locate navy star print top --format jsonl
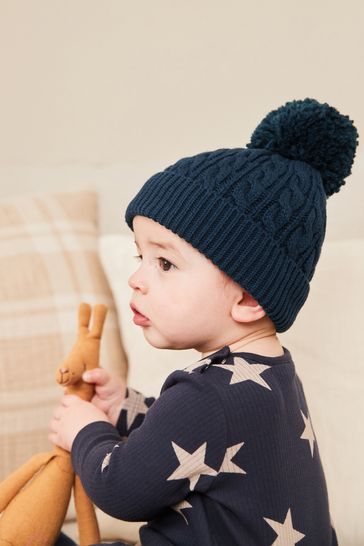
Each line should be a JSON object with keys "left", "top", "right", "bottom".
{"left": 71, "top": 345, "right": 338, "bottom": 546}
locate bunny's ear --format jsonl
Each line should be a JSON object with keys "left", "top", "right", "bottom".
{"left": 78, "top": 303, "right": 92, "bottom": 330}
{"left": 88, "top": 304, "right": 108, "bottom": 339}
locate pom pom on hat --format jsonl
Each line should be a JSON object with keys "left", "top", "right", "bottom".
{"left": 246, "top": 97, "right": 359, "bottom": 197}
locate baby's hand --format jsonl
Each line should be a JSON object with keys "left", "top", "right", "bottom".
{"left": 49, "top": 395, "right": 110, "bottom": 452}
{"left": 81, "top": 368, "right": 127, "bottom": 427}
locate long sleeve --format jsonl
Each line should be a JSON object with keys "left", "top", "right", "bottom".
{"left": 115, "top": 386, "right": 156, "bottom": 438}
{"left": 71, "top": 371, "right": 227, "bottom": 522}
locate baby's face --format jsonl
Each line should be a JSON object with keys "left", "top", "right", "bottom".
{"left": 128, "top": 215, "right": 238, "bottom": 353}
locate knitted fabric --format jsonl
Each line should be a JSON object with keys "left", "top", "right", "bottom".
{"left": 125, "top": 98, "right": 358, "bottom": 332}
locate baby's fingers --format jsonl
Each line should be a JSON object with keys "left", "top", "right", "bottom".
{"left": 82, "top": 367, "right": 109, "bottom": 386}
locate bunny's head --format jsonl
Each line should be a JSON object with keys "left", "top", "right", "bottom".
{"left": 56, "top": 303, "right": 108, "bottom": 399}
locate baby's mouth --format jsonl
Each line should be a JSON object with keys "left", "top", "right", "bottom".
{"left": 130, "top": 303, "right": 151, "bottom": 325}
{"left": 130, "top": 303, "right": 149, "bottom": 319}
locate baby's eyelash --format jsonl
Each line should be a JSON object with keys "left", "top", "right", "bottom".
{"left": 133, "top": 255, "right": 176, "bottom": 271}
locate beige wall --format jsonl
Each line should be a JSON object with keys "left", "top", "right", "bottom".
{"left": 0, "top": 0, "right": 363, "bottom": 239}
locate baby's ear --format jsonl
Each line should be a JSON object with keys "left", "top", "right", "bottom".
{"left": 241, "top": 289, "right": 262, "bottom": 308}
{"left": 231, "top": 290, "right": 266, "bottom": 323}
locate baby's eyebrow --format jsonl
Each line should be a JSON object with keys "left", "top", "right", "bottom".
{"left": 134, "top": 239, "right": 184, "bottom": 259}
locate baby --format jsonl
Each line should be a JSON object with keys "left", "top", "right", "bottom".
{"left": 50, "top": 98, "right": 358, "bottom": 546}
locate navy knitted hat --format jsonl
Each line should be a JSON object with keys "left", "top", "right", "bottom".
{"left": 125, "top": 98, "right": 359, "bottom": 332}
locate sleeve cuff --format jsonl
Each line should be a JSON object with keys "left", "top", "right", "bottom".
{"left": 71, "top": 420, "right": 122, "bottom": 476}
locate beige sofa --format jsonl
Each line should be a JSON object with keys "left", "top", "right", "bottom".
{"left": 0, "top": 189, "right": 363, "bottom": 545}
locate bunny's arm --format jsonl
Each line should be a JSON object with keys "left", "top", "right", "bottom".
{"left": 0, "top": 452, "right": 56, "bottom": 513}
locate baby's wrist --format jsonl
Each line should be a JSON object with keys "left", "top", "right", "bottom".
{"left": 108, "top": 403, "right": 123, "bottom": 427}
{"left": 107, "top": 389, "right": 128, "bottom": 426}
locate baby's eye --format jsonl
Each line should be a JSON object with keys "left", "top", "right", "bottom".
{"left": 158, "top": 257, "right": 175, "bottom": 272}
{"left": 132, "top": 255, "right": 175, "bottom": 272}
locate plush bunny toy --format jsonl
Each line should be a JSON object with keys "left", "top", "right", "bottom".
{"left": 0, "top": 302, "right": 107, "bottom": 546}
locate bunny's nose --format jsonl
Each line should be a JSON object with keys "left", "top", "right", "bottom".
{"left": 59, "top": 367, "right": 69, "bottom": 374}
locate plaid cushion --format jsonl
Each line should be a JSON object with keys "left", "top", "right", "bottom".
{"left": 0, "top": 190, "right": 128, "bottom": 483}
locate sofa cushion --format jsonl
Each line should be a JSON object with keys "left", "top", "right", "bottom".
{"left": 279, "top": 238, "right": 364, "bottom": 545}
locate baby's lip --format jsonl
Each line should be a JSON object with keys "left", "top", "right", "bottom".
{"left": 130, "top": 302, "right": 149, "bottom": 319}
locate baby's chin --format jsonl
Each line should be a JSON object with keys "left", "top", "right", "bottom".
{"left": 142, "top": 329, "right": 193, "bottom": 351}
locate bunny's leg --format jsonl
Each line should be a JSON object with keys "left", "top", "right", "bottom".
{"left": 74, "top": 474, "right": 101, "bottom": 546}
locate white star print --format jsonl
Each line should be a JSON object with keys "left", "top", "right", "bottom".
{"left": 167, "top": 441, "right": 217, "bottom": 490}
{"left": 101, "top": 444, "right": 120, "bottom": 473}
{"left": 263, "top": 508, "right": 305, "bottom": 545}
{"left": 300, "top": 410, "right": 316, "bottom": 457}
{"left": 183, "top": 358, "right": 212, "bottom": 374}
{"left": 170, "top": 499, "right": 193, "bottom": 524}
{"left": 214, "top": 356, "right": 272, "bottom": 389}
{"left": 121, "top": 387, "right": 150, "bottom": 430}
{"left": 101, "top": 453, "right": 112, "bottom": 473}
{"left": 219, "top": 443, "right": 246, "bottom": 475}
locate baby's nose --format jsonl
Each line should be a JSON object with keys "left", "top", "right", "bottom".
{"left": 128, "top": 272, "right": 147, "bottom": 294}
